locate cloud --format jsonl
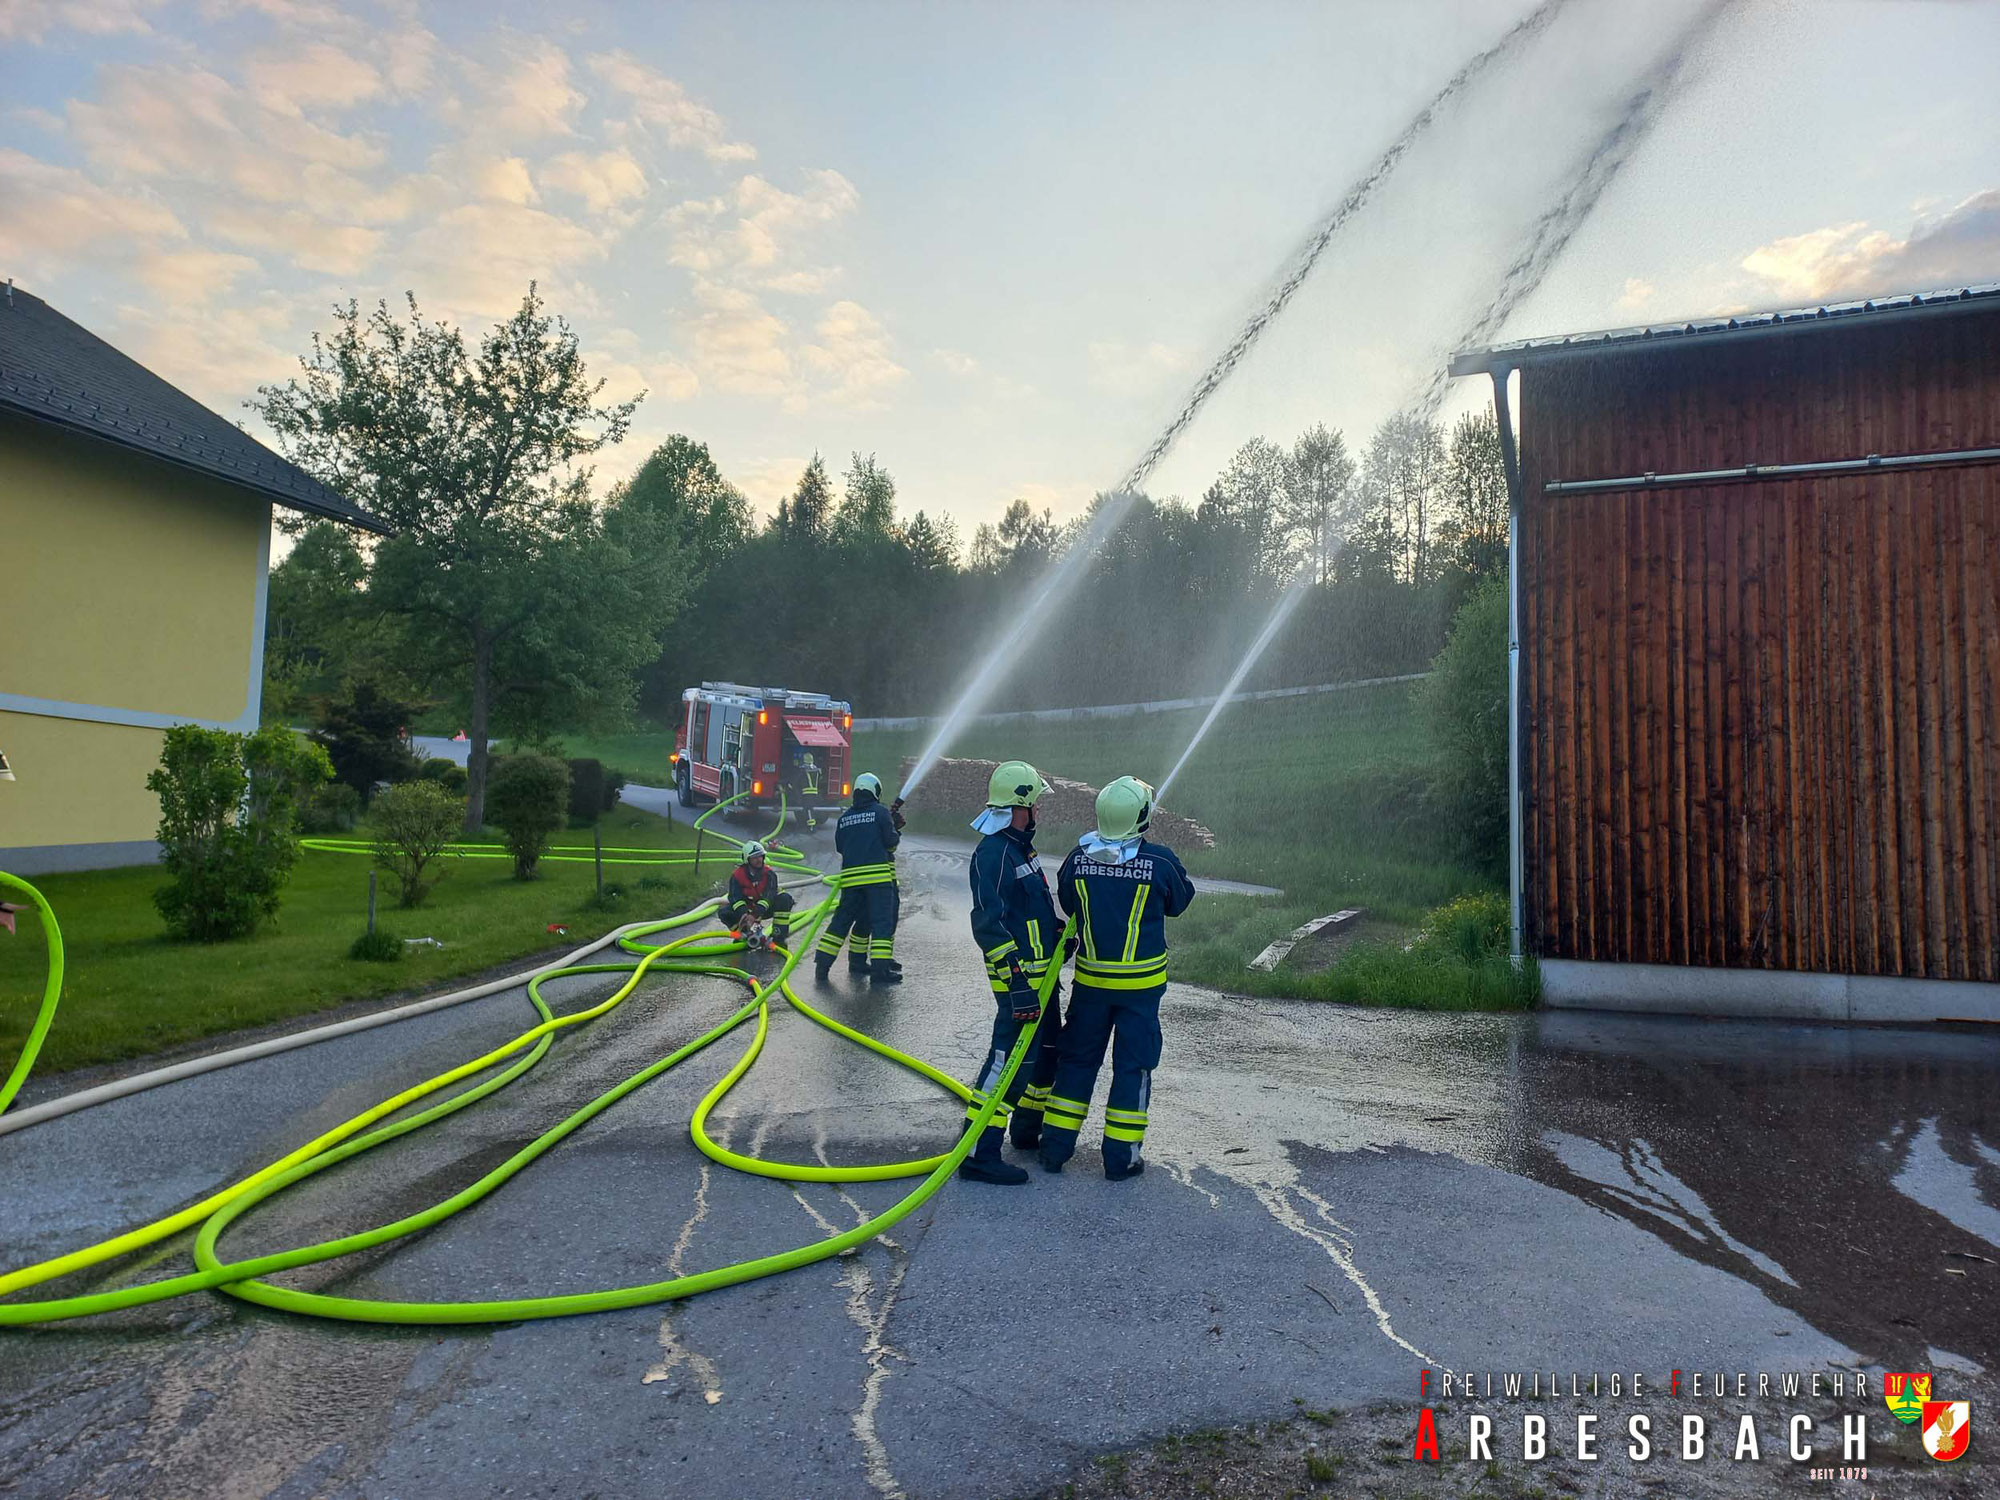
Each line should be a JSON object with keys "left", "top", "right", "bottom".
{"left": 403, "top": 200, "right": 607, "bottom": 319}
{"left": 473, "top": 155, "right": 539, "bottom": 205}
{"left": 664, "top": 170, "right": 857, "bottom": 277}
{"left": 799, "top": 299, "right": 906, "bottom": 408}
{"left": 0, "top": 149, "right": 186, "bottom": 273}
{"left": 592, "top": 326, "right": 700, "bottom": 405}
{"left": 680, "top": 278, "right": 794, "bottom": 397}
{"left": 245, "top": 41, "right": 383, "bottom": 116}
{"left": 1087, "top": 338, "right": 1192, "bottom": 393}
{"left": 1616, "top": 277, "right": 1655, "bottom": 312}
{"left": 932, "top": 348, "right": 979, "bottom": 377}
{"left": 728, "top": 453, "right": 810, "bottom": 516}
{"left": 114, "top": 292, "right": 304, "bottom": 417}
{"left": 542, "top": 148, "right": 647, "bottom": 215}
{"left": 587, "top": 51, "right": 754, "bottom": 163}
{"left": 453, "top": 37, "right": 582, "bottom": 142}
{"left": 0, "top": 0, "right": 164, "bottom": 43}
{"left": 133, "top": 247, "right": 263, "bottom": 306}
{"left": 1739, "top": 190, "right": 2000, "bottom": 303}
{"left": 205, "top": 206, "right": 384, "bottom": 275}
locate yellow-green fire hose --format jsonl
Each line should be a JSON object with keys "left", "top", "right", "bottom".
{"left": 0, "top": 791, "right": 1070, "bottom": 1326}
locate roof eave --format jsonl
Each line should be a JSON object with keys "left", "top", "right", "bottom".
{"left": 2, "top": 399, "right": 392, "bottom": 535}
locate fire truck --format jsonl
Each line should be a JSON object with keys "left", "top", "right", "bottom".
{"left": 670, "top": 682, "right": 854, "bottom": 815}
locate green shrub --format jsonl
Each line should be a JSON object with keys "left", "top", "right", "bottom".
{"left": 1417, "top": 574, "right": 1508, "bottom": 876}
{"left": 417, "top": 757, "right": 469, "bottom": 796}
{"left": 567, "top": 758, "right": 607, "bottom": 824}
{"left": 300, "top": 780, "right": 363, "bottom": 834}
{"left": 312, "top": 680, "right": 421, "bottom": 801}
{"left": 371, "top": 780, "right": 464, "bottom": 907}
{"left": 1410, "top": 889, "right": 1510, "bottom": 966}
{"left": 148, "top": 724, "right": 332, "bottom": 941}
{"left": 348, "top": 927, "right": 403, "bottom": 962}
{"left": 487, "top": 755, "right": 571, "bottom": 879}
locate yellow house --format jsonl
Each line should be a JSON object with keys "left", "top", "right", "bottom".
{"left": 0, "top": 284, "right": 386, "bottom": 874}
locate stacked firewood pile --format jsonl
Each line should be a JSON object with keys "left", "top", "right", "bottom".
{"left": 898, "top": 757, "right": 1217, "bottom": 850}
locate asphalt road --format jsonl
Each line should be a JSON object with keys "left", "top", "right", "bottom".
{"left": 2, "top": 824, "right": 1996, "bottom": 1499}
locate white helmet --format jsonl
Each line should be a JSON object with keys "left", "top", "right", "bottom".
{"left": 742, "top": 840, "right": 767, "bottom": 862}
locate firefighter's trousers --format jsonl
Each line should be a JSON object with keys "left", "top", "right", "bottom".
{"left": 963, "top": 981, "right": 1065, "bottom": 1157}
{"left": 1036, "top": 984, "right": 1162, "bottom": 1174}
{"left": 816, "top": 880, "right": 900, "bottom": 968}
{"left": 721, "top": 890, "right": 794, "bottom": 932}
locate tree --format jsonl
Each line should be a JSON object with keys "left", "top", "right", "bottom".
{"left": 1441, "top": 411, "right": 1510, "bottom": 580}
{"left": 312, "top": 679, "right": 420, "bottom": 799}
{"left": 254, "top": 286, "right": 669, "bottom": 831}
{"left": 609, "top": 436, "right": 752, "bottom": 571}
{"left": 148, "top": 725, "right": 332, "bottom": 941}
{"left": 1214, "top": 436, "right": 1294, "bottom": 578}
{"left": 486, "top": 754, "right": 570, "bottom": 879}
{"left": 1285, "top": 423, "right": 1357, "bottom": 584}
{"left": 1358, "top": 414, "right": 1446, "bottom": 585}
{"left": 834, "top": 453, "right": 897, "bottom": 543}
{"left": 1418, "top": 575, "right": 1509, "bottom": 875}
{"left": 371, "top": 780, "right": 463, "bottom": 907}
{"left": 778, "top": 453, "right": 834, "bottom": 543}
{"left": 902, "top": 510, "right": 959, "bottom": 572}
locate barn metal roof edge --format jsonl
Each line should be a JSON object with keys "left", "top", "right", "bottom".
{"left": 1447, "top": 281, "right": 2000, "bottom": 378}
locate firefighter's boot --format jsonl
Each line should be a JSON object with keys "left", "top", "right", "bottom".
{"left": 1009, "top": 1085, "right": 1049, "bottom": 1151}
{"left": 847, "top": 950, "right": 871, "bottom": 976}
{"left": 870, "top": 960, "right": 903, "bottom": 985}
{"left": 813, "top": 953, "right": 834, "bottom": 986}
{"left": 956, "top": 1127, "right": 1028, "bottom": 1185}
{"left": 771, "top": 919, "right": 789, "bottom": 950}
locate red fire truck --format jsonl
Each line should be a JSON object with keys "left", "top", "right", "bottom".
{"left": 670, "top": 682, "right": 854, "bottom": 814}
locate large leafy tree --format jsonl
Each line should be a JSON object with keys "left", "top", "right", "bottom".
{"left": 1285, "top": 423, "right": 1358, "bottom": 585}
{"left": 254, "top": 286, "right": 678, "bottom": 828}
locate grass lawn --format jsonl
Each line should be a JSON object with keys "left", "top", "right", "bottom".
{"left": 511, "top": 728, "right": 678, "bottom": 786}
{"left": 0, "top": 805, "right": 722, "bottom": 1078}
{"left": 851, "top": 683, "right": 1530, "bottom": 1009}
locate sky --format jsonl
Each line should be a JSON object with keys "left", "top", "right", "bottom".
{"left": 3, "top": 0, "right": 1997, "bottom": 537}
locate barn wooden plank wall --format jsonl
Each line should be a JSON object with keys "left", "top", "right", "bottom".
{"left": 1518, "top": 311, "right": 2000, "bottom": 981}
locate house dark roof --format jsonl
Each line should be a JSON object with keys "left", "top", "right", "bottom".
{"left": 1449, "top": 281, "right": 2000, "bottom": 378}
{"left": 0, "top": 284, "right": 389, "bottom": 532}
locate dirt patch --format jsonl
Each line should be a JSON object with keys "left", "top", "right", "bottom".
{"left": 1280, "top": 915, "right": 1412, "bottom": 975}
{"left": 900, "top": 757, "right": 1216, "bottom": 850}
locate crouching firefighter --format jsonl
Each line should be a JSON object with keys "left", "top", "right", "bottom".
{"left": 815, "top": 772, "right": 905, "bottom": 985}
{"left": 958, "top": 760, "right": 1067, "bottom": 1185}
{"left": 1040, "top": 776, "right": 1194, "bottom": 1181}
{"left": 721, "top": 840, "right": 794, "bottom": 949}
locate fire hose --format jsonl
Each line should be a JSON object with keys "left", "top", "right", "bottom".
{"left": 0, "top": 791, "right": 1070, "bottom": 1326}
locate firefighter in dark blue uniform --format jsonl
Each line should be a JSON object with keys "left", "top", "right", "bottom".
{"left": 1040, "top": 776, "right": 1194, "bottom": 1181}
{"left": 959, "top": 759, "right": 1066, "bottom": 1185}
{"left": 815, "top": 772, "right": 904, "bottom": 984}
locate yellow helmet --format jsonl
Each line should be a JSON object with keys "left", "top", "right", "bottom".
{"left": 1094, "top": 776, "right": 1154, "bottom": 841}
{"left": 986, "top": 760, "right": 1049, "bottom": 808}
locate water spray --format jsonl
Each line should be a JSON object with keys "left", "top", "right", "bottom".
{"left": 1155, "top": 561, "right": 1317, "bottom": 804}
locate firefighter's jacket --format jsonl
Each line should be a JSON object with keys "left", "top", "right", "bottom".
{"left": 1056, "top": 840, "right": 1195, "bottom": 995}
{"left": 835, "top": 791, "right": 900, "bottom": 887}
{"left": 727, "top": 862, "right": 780, "bottom": 912}
{"left": 970, "top": 824, "right": 1060, "bottom": 995}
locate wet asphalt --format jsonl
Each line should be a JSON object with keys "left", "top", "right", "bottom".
{"left": 1, "top": 826, "right": 1997, "bottom": 1499}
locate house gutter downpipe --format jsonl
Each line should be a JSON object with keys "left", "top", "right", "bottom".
{"left": 1490, "top": 365, "right": 1526, "bottom": 965}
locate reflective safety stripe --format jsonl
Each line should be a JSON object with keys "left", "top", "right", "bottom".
{"left": 1046, "top": 1094, "right": 1090, "bottom": 1119}
{"left": 1121, "top": 886, "right": 1146, "bottom": 962}
{"left": 815, "top": 931, "right": 844, "bottom": 955}
{"left": 1026, "top": 921, "right": 1046, "bottom": 964}
{"left": 984, "top": 939, "right": 1018, "bottom": 962}
{"left": 1103, "top": 1106, "right": 1149, "bottom": 1125}
{"left": 1043, "top": 1107, "right": 1086, "bottom": 1131}
{"left": 837, "top": 863, "right": 898, "bottom": 887}
{"left": 1103, "top": 1123, "right": 1146, "bottom": 1142}
{"left": 964, "top": 1098, "right": 1012, "bottom": 1122}
{"left": 1073, "top": 879, "right": 1098, "bottom": 960}
{"left": 1074, "top": 955, "right": 1167, "bottom": 990}
{"left": 1073, "top": 972, "right": 1167, "bottom": 991}
{"left": 1013, "top": 1095, "right": 1047, "bottom": 1114}
{"left": 867, "top": 939, "right": 895, "bottom": 958}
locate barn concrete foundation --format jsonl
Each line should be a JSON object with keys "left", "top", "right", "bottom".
{"left": 1540, "top": 958, "right": 2000, "bottom": 1025}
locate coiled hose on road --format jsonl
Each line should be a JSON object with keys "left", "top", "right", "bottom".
{"left": 0, "top": 792, "right": 1070, "bottom": 1326}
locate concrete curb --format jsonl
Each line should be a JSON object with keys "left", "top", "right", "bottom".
{"left": 1540, "top": 959, "right": 2000, "bottom": 1025}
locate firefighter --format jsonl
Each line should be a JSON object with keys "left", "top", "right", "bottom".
{"left": 958, "top": 759, "right": 1067, "bottom": 1185}
{"left": 1039, "top": 776, "right": 1194, "bottom": 1181}
{"left": 815, "top": 772, "right": 905, "bottom": 984}
{"left": 720, "top": 840, "right": 793, "bottom": 949}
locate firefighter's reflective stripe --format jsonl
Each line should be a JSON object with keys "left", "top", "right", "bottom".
{"left": 983, "top": 938, "right": 1018, "bottom": 962}
{"left": 986, "top": 955, "right": 1051, "bottom": 994}
{"left": 1073, "top": 879, "right": 1098, "bottom": 960}
{"left": 837, "top": 862, "right": 897, "bottom": 888}
{"left": 1042, "top": 1093, "right": 1090, "bottom": 1131}
{"left": 1074, "top": 955, "right": 1167, "bottom": 990}
{"left": 1121, "top": 886, "right": 1146, "bottom": 962}
{"left": 964, "top": 1046, "right": 1015, "bottom": 1123}
{"left": 815, "top": 928, "right": 844, "bottom": 956}
{"left": 1016, "top": 1082, "right": 1053, "bottom": 1115}
{"left": 867, "top": 937, "right": 895, "bottom": 959}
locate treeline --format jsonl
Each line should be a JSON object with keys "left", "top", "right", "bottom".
{"left": 634, "top": 410, "right": 1509, "bottom": 718}
{"left": 260, "top": 287, "right": 1510, "bottom": 826}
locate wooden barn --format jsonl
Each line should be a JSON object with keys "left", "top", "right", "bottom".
{"left": 1451, "top": 283, "right": 2000, "bottom": 1022}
